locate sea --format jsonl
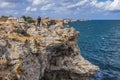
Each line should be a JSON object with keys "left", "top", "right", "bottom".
{"left": 67, "top": 20, "right": 120, "bottom": 80}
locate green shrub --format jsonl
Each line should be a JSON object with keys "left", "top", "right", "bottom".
{"left": 27, "top": 18, "right": 35, "bottom": 23}
{"left": 21, "top": 16, "right": 35, "bottom": 23}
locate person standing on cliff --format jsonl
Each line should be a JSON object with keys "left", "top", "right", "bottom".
{"left": 37, "top": 16, "right": 41, "bottom": 27}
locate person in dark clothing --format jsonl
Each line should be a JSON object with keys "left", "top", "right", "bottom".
{"left": 37, "top": 16, "right": 41, "bottom": 27}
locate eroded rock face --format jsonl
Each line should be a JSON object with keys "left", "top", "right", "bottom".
{"left": 0, "top": 22, "right": 99, "bottom": 80}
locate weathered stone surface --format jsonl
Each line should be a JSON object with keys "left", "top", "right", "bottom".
{"left": 0, "top": 22, "right": 99, "bottom": 80}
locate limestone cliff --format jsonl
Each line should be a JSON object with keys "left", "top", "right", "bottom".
{"left": 0, "top": 22, "right": 99, "bottom": 80}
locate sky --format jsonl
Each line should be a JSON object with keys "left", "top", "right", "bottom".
{"left": 0, "top": 0, "right": 120, "bottom": 19}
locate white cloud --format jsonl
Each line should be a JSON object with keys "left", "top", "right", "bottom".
{"left": 108, "top": 0, "right": 120, "bottom": 10}
{"left": 29, "top": 0, "right": 48, "bottom": 5}
{"left": 0, "top": 2, "right": 15, "bottom": 8}
{"left": 0, "top": 2, "right": 10, "bottom": 8}
{"left": 31, "top": 7, "right": 37, "bottom": 11}
{"left": 67, "top": 0, "right": 88, "bottom": 8}
{"left": 91, "top": 0, "right": 120, "bottom": 11}
{"left": 0, "top": 0, "right": 21, "bottom": 8}
{"left": 26, "top": 6, "right": 37, "bottom": 12}
{"left": 27, "top": 0, "right": 120, "bottom": 11}
{"left": 40, "top": 3, "right": 54, "bottom": 10}
{"left": 26, "top": 6, "right": 31, "bottom": 11}
{"left": 32, "top": 0, "right": 41, "bottom": 5}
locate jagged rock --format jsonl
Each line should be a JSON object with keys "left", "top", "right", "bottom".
{"left": 0, "top": 22, "right": 99, "bottom": 80}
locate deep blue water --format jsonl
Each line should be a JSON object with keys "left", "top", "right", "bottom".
{"left": 68, "top": 20, "right": 120, "bottom": 80}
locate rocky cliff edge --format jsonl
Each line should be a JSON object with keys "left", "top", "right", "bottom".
{"left": 0, "top": 22, "right": 99, "bottom": 80}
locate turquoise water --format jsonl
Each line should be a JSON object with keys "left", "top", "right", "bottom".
{"left": 68, "top": 20, "right": 120, "bottom": 80}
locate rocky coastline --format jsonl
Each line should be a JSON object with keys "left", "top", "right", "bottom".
{"left": 0, "top": 20, "right": 99, "bottom": 80}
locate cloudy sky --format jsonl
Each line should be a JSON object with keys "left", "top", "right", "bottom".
{"left": 0, "top": 0, "right": 120, "bottom": 19}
